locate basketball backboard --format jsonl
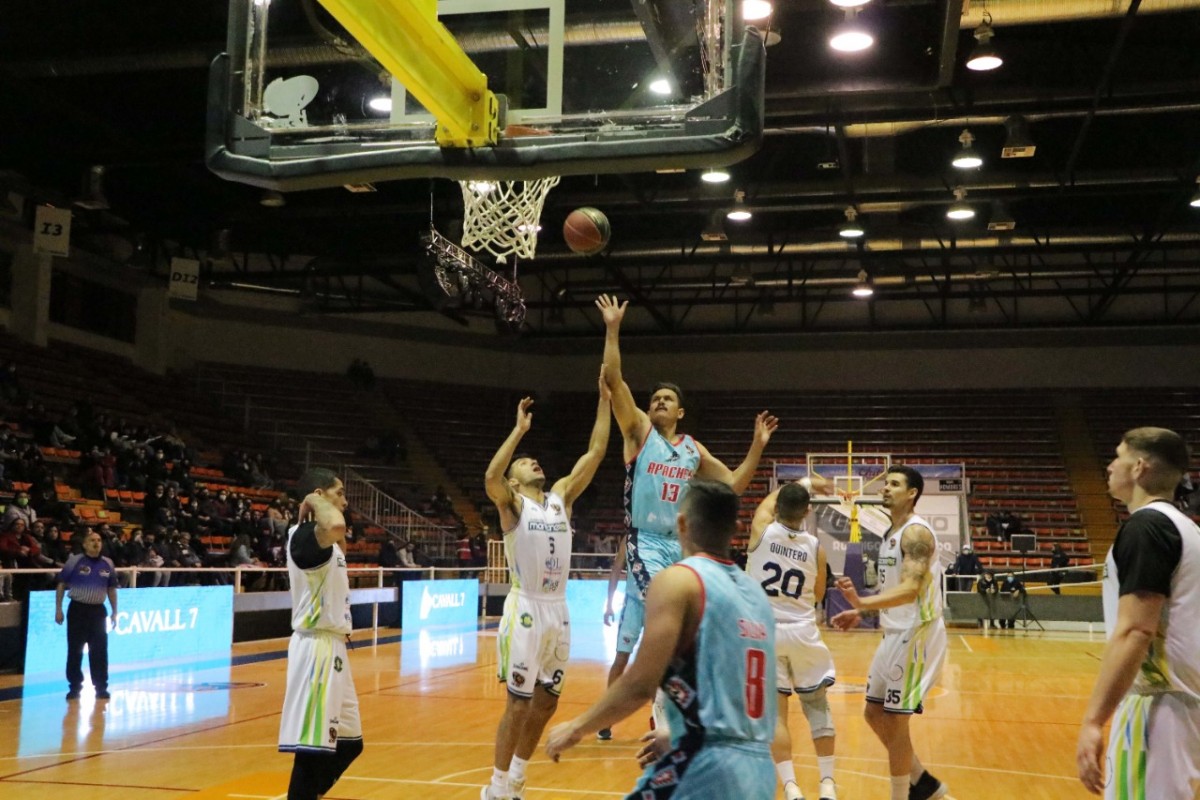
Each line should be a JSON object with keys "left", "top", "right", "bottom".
{"left": 207, "top": 0, "right": 765, "bottom": 189}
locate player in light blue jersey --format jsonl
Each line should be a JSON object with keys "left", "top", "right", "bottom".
{"left": 593, "top": 294, "right": 777, "bottom": 740}
{"left": 547, "top": 480, "right": 777, "bottom": 799}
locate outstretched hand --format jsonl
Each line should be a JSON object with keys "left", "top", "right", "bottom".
{"left": 595, "top": 294, "right": 628, "bottom": 328}
{"left": 516, "top": 397, "right": 534, "bottom": 433}
{"left": 545, "top": 720, "right": 583, "bottom": 762}
{"left": 754, "top": 411, "right": 778, "bottom": 447}
{"left": 830, "top": 609, "right": 862, "bottom": 631}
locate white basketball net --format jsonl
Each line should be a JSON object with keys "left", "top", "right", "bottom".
{"left": 458, "top": 177, "right": 561, "bottom": 261}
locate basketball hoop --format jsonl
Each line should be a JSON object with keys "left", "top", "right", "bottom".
{"left": 458, "top": 176, "right": 560, "bottom": 262}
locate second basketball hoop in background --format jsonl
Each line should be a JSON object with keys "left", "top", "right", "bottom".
{"left": 564, "top": 207, "right": 611, "bottom": 256}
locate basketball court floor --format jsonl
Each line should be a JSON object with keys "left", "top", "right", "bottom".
{"left": 1, "top": 621, "right": 1101, "bottom": 800}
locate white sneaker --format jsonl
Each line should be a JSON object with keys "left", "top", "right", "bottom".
{"left": 481, "top": 786, "right": 510, "bottom": 800}
{"left": 819, "top": 777, "right": 838, "bottom": 800}
{"left": 783, "top": 780, "right": 805, "bottom": 800}
{"left": 509, "top": 777, "right": 525, "bottom": 800}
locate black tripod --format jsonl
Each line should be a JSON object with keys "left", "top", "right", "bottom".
{"left": 1010, "top": 534, "right": 1044, "bottom": 631}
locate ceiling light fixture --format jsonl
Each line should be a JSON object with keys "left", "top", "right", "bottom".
{"left": 727, "top": 189, "right": 752, "bottom": 221}
{"left": 829, "top": 0, "right": 871, "bottom": 7}
{"left": 367, "top": 96, "right": 392, "bottom": 113}
{"left": 839, "top": 206, "right": 865, "bottom": 238}
{"left": 946, "top": 187, "right": 975, "bottom": 221}
{"left": 701, "top": 168, "right": 731, "bottom": 184}
{"left": 851, "top": 269, "right": 874, "bottom": 298}
{"left": 1189, "top": 177, "right": 1200, "bottom": 208}
{"left": 648, "top": 78, "right": 672, "bottom": 95}
{"left": 829, "top": 10, "right": 874, "bottom": 53}
{"left": 951, "top": 129, "right": 983, "bottom": 169}
{"left": 966, "top": 12, "right": 1003, "bottom": 71}
{"left": 742, "top": 0, "right": 773, "bottom": 21}
{"left": 260, "top": 190, "right": 286, "bottom": 208}
{"left": 1002, "top": 114, "right": 1036, "bottom": 158}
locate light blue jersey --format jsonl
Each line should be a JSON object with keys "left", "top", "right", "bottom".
{"left": 624, "top": 429, "right": 701, "bottom": 596}
{"left": 627, "top": 554, "right": 776, "bottom": 800}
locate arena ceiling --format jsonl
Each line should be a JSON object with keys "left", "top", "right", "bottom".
{"left": 3, "top": 0, "right": 1200, "bottom": 336}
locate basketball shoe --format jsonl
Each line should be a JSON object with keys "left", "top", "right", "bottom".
{"left": 910, "top": 770, "right": 948, "bottom": 800}
{"left": 819, "top": 777, "right": 838, "bottom": 800}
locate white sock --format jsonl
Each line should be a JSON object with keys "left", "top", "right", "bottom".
{"left": 491, "top": 768, "right": 508, "bottom": 792}
{"left": 891, "top": 775, "right": 909, "bottom": 800}
{"left": 509, "top": 755, "right": 528, "bottom": 783}
{"left": 775, "top": 759, "right": 797, "bottom": 786}
{"left": 910, "top": 754, "right": 924, "bottom": 784}
{"left": 818, "top": 756, "right": 835, "bottom": 782}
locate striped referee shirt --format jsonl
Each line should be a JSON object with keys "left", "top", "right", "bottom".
{"left": 56, "top": 553, "right": 119, "bottom": 605}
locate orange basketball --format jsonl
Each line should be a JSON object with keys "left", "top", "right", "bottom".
{"left": 563, "top": 207, "right": 611, "bottom": 256}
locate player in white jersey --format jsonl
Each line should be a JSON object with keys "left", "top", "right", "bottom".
{"left": 747, "top": 480, "right": 837, "bottom": 800}
{"left": 1077, "top": 427, "right": 1200, "bottom": 800}
{"left": 481, "top": 368, "right": 611, "bottom": 800}
{"left": 832, "top": 465, "right": 949, "bottom": 800}
{"left": 277, "top": 469, "right": 362, "bottom": 800}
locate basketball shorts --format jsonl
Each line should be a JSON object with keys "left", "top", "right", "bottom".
{"left": 627, "top": 529, "right": 683, "bottom": 596}
{"left": 617, "top": 593, "right": 646, "bottom": 655}
{"left": 865, "top": 620, "right": 946, "bottom": 714}
{"left": 497, "top": 591, "right": 570, "bottom": 698}
{"left": 279, "top": 631, "right": 362, "bottom": 753}
{"left": 1105, "top": 691, "right": 1200, "bottom": 800}
{"left": 627, "top": 740, "right": 774, "bottom": 800}
{"left": 775, "top": 621, "right": 836, "bottom": 695}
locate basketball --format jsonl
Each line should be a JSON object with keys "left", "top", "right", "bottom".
{"left": 563, "top": 207, "right": 611, "bottom": 256}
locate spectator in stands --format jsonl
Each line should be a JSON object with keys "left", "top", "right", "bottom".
{"left": 986, "top": 510, "right": 1021, "bottom": 542}
{"left": 42, "top": 524, "right": 67, "bottom": 564}
{"left": 0, "top": 517, "right": 40, "bottom": 600}
{"left": 143, "top": 483, "right": 167, "bottom": 524}
{"left": 141, "top": 528, "right": 168, "bottom": 587}
{"left": 202, "top": 489, "right": 233, "bottom": 536}
{"left": 169, "top": 458, "right": 195, "bottom": 494}
{"left": 947, "top": 543, "right": 984, "bottom": 591}
{"left": 0, "top": 360, "right": 24, "bottom": 405}
{"left": 1048, "top": 544, "right": 1070, "bottom": 595}
{"left": 410, "top": 541, "right": 431, "bottom": 568}
{"left": 145, "top": 449, "right": 169, "bottom": 487}
{"left": 3, "top": 489, "right": 37, "bottom": 530}
{"left": 266, "top": 499, "right": 289, "bottom": 537}
{"left": 456, "top": 529, "right": 473, "bottom": 573}
{"left": 49, "top": 410, "right": 79, "bottom": 449}
{"left": 123, "top": 528, "right": 147, "bottom": 575}
{"left": 171, "top": 533, "right": 203, "bottom": 584}
{"left": 998, "top": 572, "right": 1026, "bottom": 629}
{"left": 33, "top": 485, "right": 79, "bottom": 529}
{"left": 471, "top": 530, "right": 487, "bottom": 568}
{"left": 976, "top": 570, "right": 999, "bottom": 628}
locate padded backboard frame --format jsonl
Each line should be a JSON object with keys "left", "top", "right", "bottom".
{"left": 206, "top": 0, "right": 765, "bottom": 190}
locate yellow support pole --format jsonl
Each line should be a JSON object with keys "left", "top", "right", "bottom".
{"left": 316, "top": 0, "right": 499, "bottom": 148}
{"left": 848, "top": 440, "right": 861, "bottom": 543}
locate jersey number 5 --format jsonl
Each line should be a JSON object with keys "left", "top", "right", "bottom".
{"left": 745, "top": 648, "right": 766, "bottom": 719}
{"left": 659, "top": 482, "right": 681, "bottom": 503}
{"left": 760, "top": 562, "right": 806, "bottom": 599}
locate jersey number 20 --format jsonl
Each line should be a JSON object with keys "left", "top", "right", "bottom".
{"left": 760, "top": 561, "right": 806, "bottom": 599}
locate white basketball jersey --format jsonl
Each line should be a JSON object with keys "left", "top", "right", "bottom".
{"left": 505, "top": 491, "right": 571, "bottom": 597}
{"left": 877, "top": 514, "right": 944, "bottom": 632}
{"left": 1103, "top": 501, "right": 1200, "bottom": 699}
{"left": 746, "top": 521, "right": 819, "bottom": 624}
{"left": 287, "top": 524, "right": 353, "bottom": 635}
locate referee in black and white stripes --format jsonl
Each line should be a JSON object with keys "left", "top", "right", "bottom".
{"left": 55, "top": 529, "right": 119, "bottom": 701}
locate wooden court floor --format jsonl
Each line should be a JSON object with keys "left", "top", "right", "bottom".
{"left": 0, "top": 624, "right": 1105, "bottom": 800}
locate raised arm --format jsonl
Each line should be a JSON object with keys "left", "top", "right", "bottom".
{"left": 298, "top": 492, "right": 348, "bottom": 550}
{"left": 747, "top": 487, "right": 780, "bottom": 553}
{"left": 595, "top": 295, "right": 650, "bottom": 454}
{"left": 838, "top": 524, "right": 935, "bottom": 611}
{"left": 484, "top": 397, "right": 532, "bottom": 529}
{"left": 553, "top": 367, "right": 612, "bottom": 509}
{"left": 695, "top": 411, "right": 778, "bottom": 495}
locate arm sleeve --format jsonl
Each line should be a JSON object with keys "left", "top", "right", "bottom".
{"left": 56, "top": 553, "right": 81, "bottom": 584}
{"left": 1113, "top": 510, "right": 1183, "bottom": 597}
{"left": 288, "top": 521, "right": 332, "bottom": 570}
